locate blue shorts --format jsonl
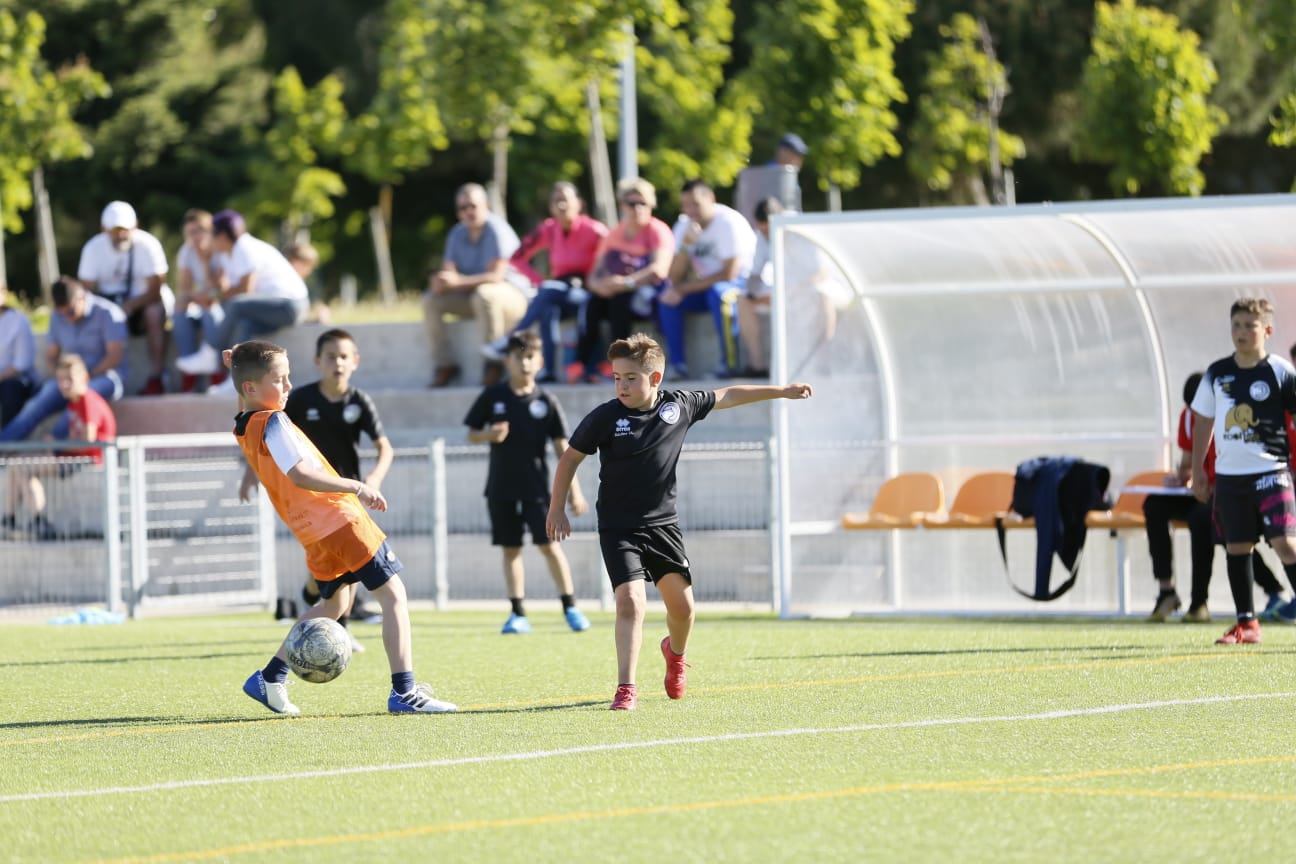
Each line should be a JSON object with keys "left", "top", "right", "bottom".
{"left": 316, "top": 541, "right": 403, "bottom": 600}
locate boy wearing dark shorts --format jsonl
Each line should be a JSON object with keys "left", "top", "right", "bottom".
{"left": 546, "top": 333, "right": 812, "bottom": 710}
{"left": 1191, "top": 297, "right": 1296, "bottom": 644}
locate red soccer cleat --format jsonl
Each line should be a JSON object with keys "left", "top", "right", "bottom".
{"left": 661, "top": 636, "right": 688, "bottom": 699}
{"left": 1215, "top": 619, "right": 1262, "bottom": 645}
{"left": 610, "top": 684, "right": 637, "bottom": 711}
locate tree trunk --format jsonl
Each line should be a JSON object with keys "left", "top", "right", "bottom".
{"left": 490, "top": 123, "right": 509, "bottom": 221}
{"left": 369, "top": 206, "right": 398, "bottom": 306}
{"left": 586, "top": 78, "right": 616, "bottom": 227}
{"left": 33, "top": 166, "right": 58, "bottom": 306}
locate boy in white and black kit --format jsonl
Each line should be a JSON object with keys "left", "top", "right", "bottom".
{"left": 1191, "top": 297, "right": 1296, "bottom": 644}
{"left": 465, "top": 331, "right": 591, "bottom": 634}
{"left": 547, "top": 333, "right": 812, "bottom": 710}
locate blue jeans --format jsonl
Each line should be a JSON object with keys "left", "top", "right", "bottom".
{"left": 511, "top": 279, "right": 586, "bottom": 372}
{"left": 0, "top": 372, "right": 122, "bottom": 441}
{"left": 174, "top": 303, "right": 225, "bottom": 357}
{"left": 211, "top": 295, "right": 307, "bottom": 349}
{"left": 657, "top": 279, "right": 744, "bottom": 372}
{"left": 0, "top": 376, "right": 34, "bottom": 427}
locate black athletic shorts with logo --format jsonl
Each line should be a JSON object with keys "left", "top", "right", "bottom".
{"left": 599, "top": 523, "right": 692, "bottom": 588}
{"left": 488, "top": 497, "right": 551, "bottom": 547}
{"left": 1213, "top": 470, "right": 1296, "bottom": 545}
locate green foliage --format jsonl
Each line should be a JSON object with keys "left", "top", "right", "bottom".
{"left": 906, "top": 13, "right": 1025, "bottom": 200}
{"left": 238, "top": 67, "right": 348, "bottom": 250}
{"left": 1073, "top": 0, "right": 1227, "bottom": 196}
{"left": 0, "top": 10, "right": 107, "bottom": 233}
{"left": 734, "top": 0, "right": 914, "bottom": 192}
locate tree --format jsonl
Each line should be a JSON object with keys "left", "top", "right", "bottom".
{"left": 906, "top": 13, "right": 1025, "bottom": 205}
{"left": 0, "top": 9, "right": 107, "bottom": 290}
{"left": 733, "top": 0, "right": 914, "bottom": 193}
{"left": 1072, "top": 0, "right": 1226, "bottom": 197}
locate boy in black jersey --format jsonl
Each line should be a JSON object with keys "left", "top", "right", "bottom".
{"left": 284, "top": 329, "right": 393, "bottom": 637}
{"left": 466, "top": 331, "right": 591, "bottom": 634}
{"left": 1190, "top": 297, "right": 1296, "bottom": 644}
{"left": 547, "top": 333, "right": 812, "bottom": 710}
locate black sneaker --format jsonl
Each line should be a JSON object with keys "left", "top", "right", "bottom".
{"left": 1147, "top": 590, "right": 1181, "bottom": 622}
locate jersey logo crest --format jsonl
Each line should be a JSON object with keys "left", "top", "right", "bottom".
{"left": 305, "top": 407, "right": 320, "bottom": 422}
{"left": 1225, "top": 403, "right": 1258, "bottom": 433}
{"left": 529, "top": 400, "right": 549, "bottom": 419}
{"left": 1250, "top": 381, "right": 1271, "bottom": 401}
{"left": 343, "top": 404, "right": 362, "bottom": 424}
{"left": 658, "top": 402, "right": 681, "bottom": 425}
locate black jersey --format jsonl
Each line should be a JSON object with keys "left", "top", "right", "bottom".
{"left": 1191, "top": 354, "right": 1296, "bottom": 475}
{"left": 463, "top": 383, "right": 569, "bottom": 501}
{"left": 567, "top": 388, "right": 716, "bottom": 532}
{"left": 283, "top": 382, "right": 386, "bottom": 481}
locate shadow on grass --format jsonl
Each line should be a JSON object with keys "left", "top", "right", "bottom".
{"left": 3, "top": 650, "right": 267, "bottom": 668}
{"left": 755, "top": 645, "right": 1296, "bottom": 660}
{"left": 463, "top": 699, "right": 611, "bottom": 714}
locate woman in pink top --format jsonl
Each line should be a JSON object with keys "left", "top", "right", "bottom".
{"left": 576, "top": 177, "right": 675, "bottom": 382}
{"left": 482, "top": 182, "right": 608, "bottom": 382}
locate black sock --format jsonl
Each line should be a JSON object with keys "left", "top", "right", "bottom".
{"left": 510, "top": 598, "right": 526, "bottom": 617}
{"left": 301, "top": 585, "right": 320, "bottom": 606}
{"left": 560, "top": 594, "right": 575, "bottom": 611}
{"left": 392, "top": 671, "right": 415, "bottom": 694}
{"left": 1226, "top": 553, "right": 1256, "bottom": 620}
{"left": 336, "top": 614, "right": 349, "bottom": 629}
{"left": 263, "top": 656, "right": 291, "bottom": 684}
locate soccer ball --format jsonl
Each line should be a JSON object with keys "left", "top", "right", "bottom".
{"left": 285, "top": 618, "right": 352, "bottom": 683}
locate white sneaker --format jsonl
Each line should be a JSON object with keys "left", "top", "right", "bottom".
{"left": 242, "top": 670, "right": 300, "bottom": 715}
{"left": 388, "top": 683, "right": 458, "bottom": 713}
{"left": 479, "top": 337, "right": 508, "bottom": 362}
{"left": 347, "top": 629, "right": 366, "bottom": 653}
{"left": 206, "top": 376, "right": 237, "bottom": 397}
{"left": 176, "top": 343, "right": 221, "bottom": 375}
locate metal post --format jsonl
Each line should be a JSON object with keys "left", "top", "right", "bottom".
{"left": 766, "top": 436, "right": 779, "bottom": 612}
{"left": 103, "top": 443, "right": 123, "bottom": 616}
{"left": 256, "top": 485, "right": 277, "bottom": 610}
{"left": 431, "top": 438, "right": 448, "bottom": 610}
{"left": 618, "top": 20, "right": 638, "bottom": 183}
{"left": 126, "top": 443, "right": 149, "bottom": 614}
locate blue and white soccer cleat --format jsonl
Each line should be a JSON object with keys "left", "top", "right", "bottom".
{"left": 501, "top": 613, "right": 532, "bottom": 634}
{"left": 388, "top": 683, "right": 458, "bottom": 714}
{"left": 243, "top": 670, "right": 300, "bottom": 715}
{"left": 564, "top": 607, "right": 591, "bottom": 632}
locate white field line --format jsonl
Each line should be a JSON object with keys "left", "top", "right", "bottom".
{"left": 2, "top": 692, "right": 1292, "bottom": 805}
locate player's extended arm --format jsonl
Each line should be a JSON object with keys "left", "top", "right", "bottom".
{"left": 365, "top": 435, "right": 395, "bottom": 490}
{"left": 287, "top": 461, "right": 387, "bottom": 512}
{"left": 546, "top": 447, "right": 587, "bottom": 541}
{"left": 552, "top": 437, "right": 587, "bottom": 515}
{"left": 714, "top": 382, "right": 813, "bottom": 410}
{"left": 1190, "top": 409, "right": 1213, "bottom": 504}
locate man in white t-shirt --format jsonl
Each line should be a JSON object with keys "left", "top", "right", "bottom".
{"left": 661, "top": 179, "right": 756, "bottom": 378}
{"left": 77, "top": 201, "right": 174, "bottom": 395}
{"left": 175, "top": 209, "right": 309, "bottom": 381}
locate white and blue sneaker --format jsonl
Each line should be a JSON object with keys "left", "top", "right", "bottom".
{"left": 501, "top": 613, "right": 532, "bottom": 634}
{"left": 243, "top": 670, "right": 299, "bottom": 715}
{"left": 1259, "top": 593, "right": 1289, "bottom": 621}
{"left": 388, "top": 683, "right": 458, "bottom": 714}
{"left": 564, "top": 607, "right": 591, "bottom": 632}
{"left": 1271, "top": 598, "right": 1296, "bottom": 625}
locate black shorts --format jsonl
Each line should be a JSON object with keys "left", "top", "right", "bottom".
{"left": 1213, "top": 470, "right": 1296, "bottom": 545}
{"left": 599, "top": 523, "right": 692, "bottom": 589}
{"left": 316, "top": 541, "right": 402, "bottom": 599}
{"left": 488, "top": 497, "right": 551, "bottom": 547}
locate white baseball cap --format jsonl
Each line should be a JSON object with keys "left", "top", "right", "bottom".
{"left": 101, "top": 201, "right": 137, "bottom": 230}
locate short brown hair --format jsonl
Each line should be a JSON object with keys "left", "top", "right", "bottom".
{"left": 183, "top": 209, "right": 212, "bottom": 230}
{"left": 55, "top": 353, "right": 88, "bottom": 376}
{"left": 1231, "top": 297, "right": 1274, "bottom": 322}
{"left": 607, "top": 333, "right": 665, "bottom": 374}
{"left": 617, "top": 177, "right": 657, "bottom": 209}
{"left": 315, "top": 328, "right": 355, "bottom": 357}
{"left": 230, "top": 341, "right": 287, "bottom": 390}
{"left": 506, "top": 330, "right": 542, "bottom": 356}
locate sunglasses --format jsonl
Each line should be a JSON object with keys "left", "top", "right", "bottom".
{"left": 621, "top": 199, "right": 649, "bottom": 208}
{"left": 456, "top": 202, "right": 478, "bottom": 212}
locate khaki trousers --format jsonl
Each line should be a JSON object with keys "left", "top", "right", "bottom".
{"left": 422, "top": 283, "right": 528, "bottom": 368}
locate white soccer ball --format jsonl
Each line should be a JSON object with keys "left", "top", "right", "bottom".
{"left": 285, "top": 618, "right": 353, "bottom": 683}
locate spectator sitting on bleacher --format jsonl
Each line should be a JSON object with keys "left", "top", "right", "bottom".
{"left": 173, "top": 209, "right": 228, "bottom": 393}
{"left": 578, "top": 178, "right": 675, "bottom": 384}
{"left": 2, "top": 353, "right": 116, "bottom": 541}
{"left": 77, "top": 201, "right": 173, "bottom": 396}
{"left": 0, "top": 281, "right": 37, "bottom": 425}
{"left": 480, "top": 182, "right": 608, "bottom": 384}
{"left": 423, "top": 183, "right": 530, "bottom": 389}
{"left": 287, "top": 241, "right": 331, "bottom": 325}
{"left": 174, "top": 209, "right": 309, "bottom": 389}
{"left": 661, "top": 179, "right": 756, "bottom": 379}
{"left": 0, "top": 277, "right": 125, "bottom": 444}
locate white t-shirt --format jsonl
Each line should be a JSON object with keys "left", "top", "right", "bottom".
{"left": 77, "top": 229, "right": 172, "bottom": 305}
{"left": 265, "top": 412, "right": 323, "bottom": 474}
{"left": 176, "top": 244, "right": 228, "bottom": 297}
{"left": 673, "top": 204, "right": 757, "bottom": 281}
{"left": 225, "top": 234, "right": 309, "bottom": 301}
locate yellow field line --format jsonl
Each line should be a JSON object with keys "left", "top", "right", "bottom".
{"left": 0, "top": 650, "right": 1259, "bottom": 748}
{"left": 84, "top": 752, "right": 1296, "bottom": 864}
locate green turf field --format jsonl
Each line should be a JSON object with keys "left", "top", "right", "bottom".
{"left": 2, "top": 609, "right": 1293, "bottom": 863}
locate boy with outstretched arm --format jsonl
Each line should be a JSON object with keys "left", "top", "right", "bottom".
{"left": 546, "top": 333, "right": 812, "bottom": 710}
{"left": 229, "top": 340, "right": 457, "bottom": 714}
{"left": 465, "top": 331, "right": 591, "bottom": 634}
{"left": 1191, "top": 297, "right": 1296, "bottom": 645}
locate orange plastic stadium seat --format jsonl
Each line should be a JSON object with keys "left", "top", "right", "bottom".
{"left": 841, "top": 472, "right": 945, "bottom": 529}
{"left": 1085, "top": 470, "right": 1173, "bottom": 531}
{"left": 921, "top": 471, "right": 1027, "bottom": 529}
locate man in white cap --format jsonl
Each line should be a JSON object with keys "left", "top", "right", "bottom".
{"left": 77, "top": 201, "right": 173, "bottom": 395}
